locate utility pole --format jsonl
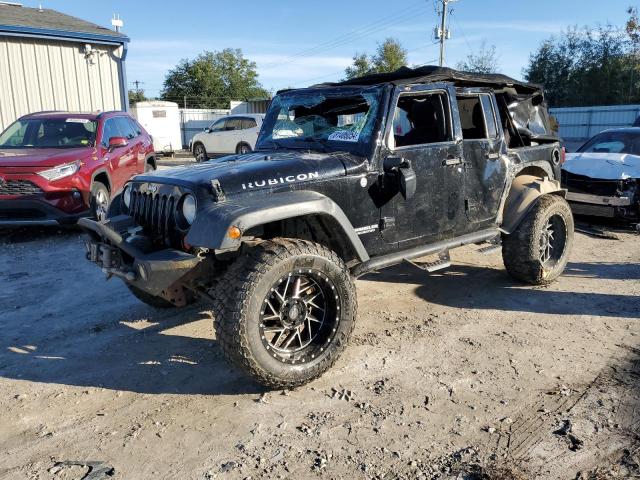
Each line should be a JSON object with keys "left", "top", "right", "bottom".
{"left": 435, "top": 0, "right": 457, "bottom": 67}
{"left": 132, "top": 80, "right": 143, "bottom": 92}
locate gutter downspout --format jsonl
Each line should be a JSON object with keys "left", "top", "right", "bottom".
{"left": 119, "top": 41, "right": 129, "bottom": 112}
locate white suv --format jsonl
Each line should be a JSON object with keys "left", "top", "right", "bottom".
{"left": 191, "top": 114, "right": 264, "bottom": 161}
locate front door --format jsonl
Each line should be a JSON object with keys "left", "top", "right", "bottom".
{"left": 378, "top": 84, "right": 465, "bottom": 247}
{"left": 456, "top": 90, "right": 507, "bottom": 228}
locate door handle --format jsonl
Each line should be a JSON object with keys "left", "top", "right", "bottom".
{"left": 443, "top": 157, "right": 462, "bottom": 166}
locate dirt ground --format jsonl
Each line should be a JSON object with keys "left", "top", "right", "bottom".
{"left": 0, "top": 223, "right": 639, "bottom": 480}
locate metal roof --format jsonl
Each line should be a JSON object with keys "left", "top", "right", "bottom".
{"left": 0, "top": 3, "right": 129, "bottom": 44}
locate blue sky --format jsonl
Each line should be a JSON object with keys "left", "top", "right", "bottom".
{"left": 30, "top": 1, "right": 634, "bottom": 98}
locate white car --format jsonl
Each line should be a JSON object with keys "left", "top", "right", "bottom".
{"left": 190, "top": 114, "right": 264, "bottom": 161}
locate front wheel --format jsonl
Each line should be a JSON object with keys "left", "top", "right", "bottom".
{"left": 90, "top": 182, "right": 110, "bottom": 222}
{"left": 193, "top": 143, "right": 207, "bottom": 162}
{"left": 212, "top": 239, "right": 357, "bottom": 388}
{"left": 502, "top": 194, "right": 574, "bottom": 285}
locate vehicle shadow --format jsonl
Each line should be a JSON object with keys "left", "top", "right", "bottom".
{"left": 0, "top": 303, "right": 267, "bottom": 396}
{"left": 0, "top": 225, "right": 81, "bottom": 244}
{"left": 362, "top": 262, "right": 640, "bottom": 319}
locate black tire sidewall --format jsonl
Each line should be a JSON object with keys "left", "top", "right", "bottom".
{"left": 243, "top": 252, "right": 356, "bottom": 379}
{"left": 194, "top": 143, "right": 206, "bottom": 162}
{"left": 503, "top": 195, "right": 574, "bottom": 284}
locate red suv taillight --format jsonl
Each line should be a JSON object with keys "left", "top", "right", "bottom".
{"left": 561, "top": 146, "right": 566, "bottom": 164}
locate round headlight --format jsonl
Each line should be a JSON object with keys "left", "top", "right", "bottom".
{"left": 122, "top": 185, "right": 131, "bottom": 209}
{"left": 181, "top": 194, "right": 197, "bottom": 225}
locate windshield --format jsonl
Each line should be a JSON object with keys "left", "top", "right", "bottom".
{"left": 578, "top": 131, "right": 640, "bottom": 155}
{"left": 0, "top": 118, "right": 97, "bottom": 149}
{"left": 257, "top": 86, "right": 384, "bottom": 154}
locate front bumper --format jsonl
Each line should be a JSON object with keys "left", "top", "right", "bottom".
{"left": 565, "top": 192, "right": 639, "bottom": 220}
{"left": 0, "top": 197, "right": 89, "bottom": 226}
{"left": 79, "top": 215, "right": 201, "bottom": 297}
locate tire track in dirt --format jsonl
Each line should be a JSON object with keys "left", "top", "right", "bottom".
{"left": 493, "top": 343, "right": 640, "bottom": 477}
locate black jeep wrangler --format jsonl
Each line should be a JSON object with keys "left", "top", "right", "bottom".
{"left": 81, "top": 66, "right": 573, "bottom": 388}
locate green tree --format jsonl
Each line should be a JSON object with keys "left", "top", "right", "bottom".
{"left": 161, "top": 49, "right": 270, "bottom": 109}
{"left": 344, "top": 38, "right": 408, "bottom": 80}
{"left": 456, "top": 40, "right": 500, "bottom": 73}
{"left": 524, "top": 10, "right": 640, "bottom": 107}
{"left": 128, "top": 89, "right": 147, "bottom": 106}
{"left": 344, "top": 53, "right": 373, "bottom": 80}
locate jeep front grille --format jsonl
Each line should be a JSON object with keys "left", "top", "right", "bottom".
{"left": 129, "top": 189, "right": 178, "bottom": 246}
{"left": 0, "top": 180, "right": 43, "bottom": 196}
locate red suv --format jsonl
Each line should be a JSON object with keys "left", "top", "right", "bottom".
{"left": 0, "top": 111, "right": 156, "bottom": 226}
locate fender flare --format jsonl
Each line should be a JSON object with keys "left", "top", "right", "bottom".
{"left": 185, "top": 190, "right": 370, "bottom": 262}
{"left": 500, "top": 175, "right": 566, "bottom": 234}
{"left": 90, "top": 168, "right": 112, "bottom": 190}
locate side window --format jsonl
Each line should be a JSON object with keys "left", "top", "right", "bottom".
{"left": 128, "top": 118, "right": 142, "bottom": 136}
{"left": 226, "top": 118, "right": 243, "bottom": 131}
{"left": 210, "top": 119, "right": 226, "bottom": 132}
{"left": 392, "top": 91, "right": 452, "bottom": 148}
{"left": 101, "top": 118, "right": 123, "bottom": 148}
{"left": 241, "top": 118, "right": 257, "bottom": 129}
{"left": 115, "top": 117, "right": 136, "bottom": 139}
{"left": 480, "top": 94, "right": 498, "bottom": 138}
{"left": 457, "top": 96, "right": 487, "bottom": 140}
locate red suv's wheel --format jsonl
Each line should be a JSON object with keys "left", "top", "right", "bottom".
{"left": 90, "top": 182, "right": 110, "bottom": 222}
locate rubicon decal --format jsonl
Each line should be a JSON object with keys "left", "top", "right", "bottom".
{"left": 242, "top": 172, "right": 320, "bottom": 190}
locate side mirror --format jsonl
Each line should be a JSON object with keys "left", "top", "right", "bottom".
{"left": 108, "top": 136, "right": 128, "bottom": 150}
{"left": 204, "top": 128, "right": 211, "bottom": 133}
{"left": 383, "top": 156, "right": 416, "bottom": 200}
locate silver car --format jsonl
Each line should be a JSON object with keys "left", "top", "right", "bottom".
{"left": 190, "top": 114, "right": 264, "bottom": 162}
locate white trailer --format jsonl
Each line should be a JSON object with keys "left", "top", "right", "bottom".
{"left": 131, "top": 101, "right": 181, "bottom": 155}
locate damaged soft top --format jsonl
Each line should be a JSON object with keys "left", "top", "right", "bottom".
{"left": 296, "top": 65, "right": 556, "bottom": 145}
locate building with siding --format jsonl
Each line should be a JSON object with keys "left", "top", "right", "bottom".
{"left": 0, "top": 2, "right": 129, "bottom": 131}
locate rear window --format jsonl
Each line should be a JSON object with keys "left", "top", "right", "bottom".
{"left": 0, "top": 118, "right": 97, "bottom": 148}
{"left": 241, "top": 118, "right": 257, "bottom": 129}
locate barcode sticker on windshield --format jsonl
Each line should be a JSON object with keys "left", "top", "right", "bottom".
{"left": 328, "top": 130, "right": 359, "bottom": 143}
{"left": 66, "top": 118, "right": 90, "bottom": 123}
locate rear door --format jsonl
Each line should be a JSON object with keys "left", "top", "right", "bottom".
{"left": 241, "top": 117, "right": 259, "bottom": 149}
{"left": 456, "top": 90, "right": 507, "bottom": 227}
{"left": 222, "top": 117, "right": 243, "bottom": 152}
{"left": 378, "top": 83, "right": 466, "bottom": 247}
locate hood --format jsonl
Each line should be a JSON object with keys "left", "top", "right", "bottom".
{"left": 563, "top": 152, "right": 640, "bottom": 180}
{"left": 0, "top": 147, "right": 93, "bottom": 169}
{"left": 133, "top": 150, "right": 365, "bottom": 195}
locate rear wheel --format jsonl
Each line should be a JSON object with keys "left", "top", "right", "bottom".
{"left": 90, "top": 182, "right": 110, "bottom": 222}
{"left": 502, "top": 195, "right": 574, "bottom": 285}
{"left": 193, "top": 143, "right": 208, "bottom": 162}
{"left": 144, "top": 160, "right": 155, "bottom": 172}
{"left": 213, "top": 239, "right": 357, "bottom": 388}
{"left": 236, "top": 143, "right": 252, "bottom": 154}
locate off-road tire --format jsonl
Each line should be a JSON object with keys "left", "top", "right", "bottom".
{"left": 144, "top": 160, "right": 155, "bottom": 172}
{"left": 502, "top": 194, "right": 574, "bottom": 285}
{"left": 126, "top": 284, "right": 175, "bottom": 309}
{"left": 90, "top": 182, "right": 110, "bottom": 222}
{"left": 212, "top": 239, "right": 357, "bottom": 388}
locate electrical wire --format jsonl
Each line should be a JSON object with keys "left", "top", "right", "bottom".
{"left": 260, "top": 2, "right": 429, "bottom": 69}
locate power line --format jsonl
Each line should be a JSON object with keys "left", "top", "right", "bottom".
{"left": 261, "top": 2, "right": 429, "bottom": 70}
